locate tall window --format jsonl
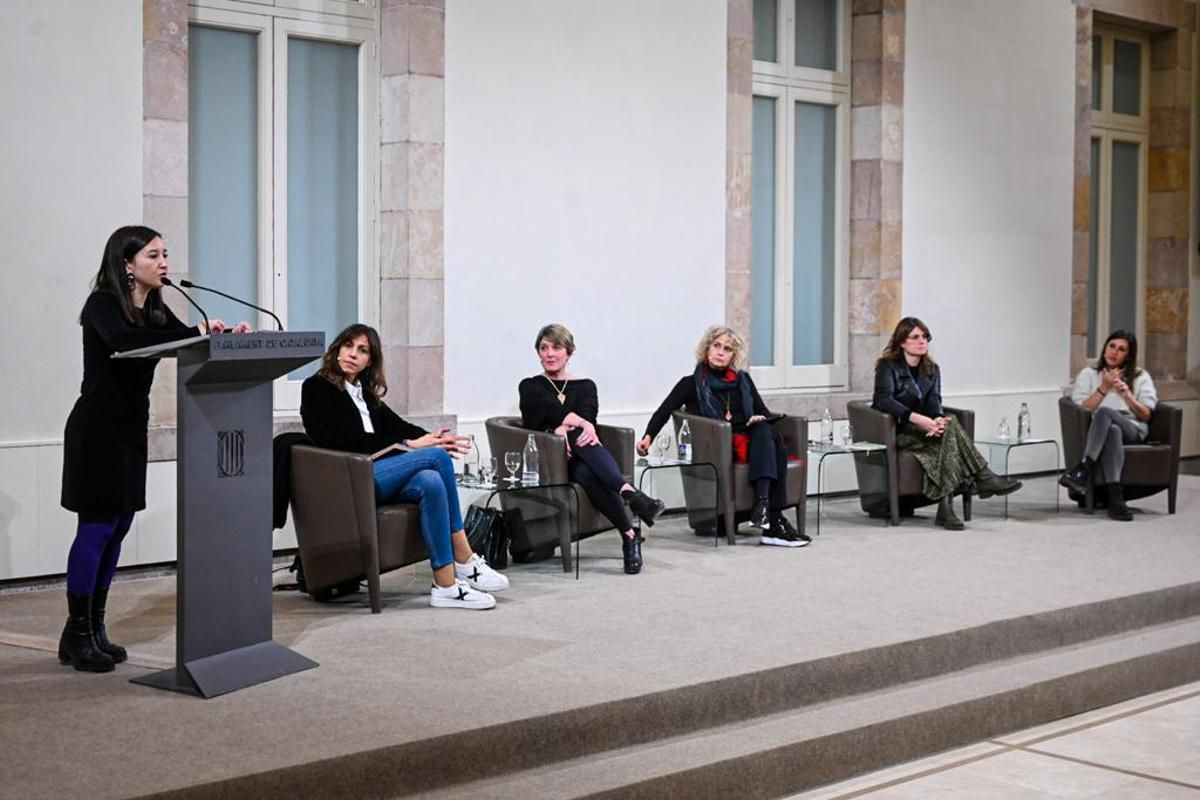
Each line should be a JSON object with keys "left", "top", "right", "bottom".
{"left": 189, "top": 1, "right": 378, "bottom": 408}
{"left": 750, "top": 0, "right": 849, "bottom": 389}
{"left": 1088, "top": 26, "right": 1148, "bottom": 355}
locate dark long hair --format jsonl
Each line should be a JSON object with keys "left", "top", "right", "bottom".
{"left": 90, "top": 225, "right": 168, "bottom": 326}
{"left": 879, "top": 316, "right": 937, "bottom": 376}
{"left": 317, "top": 323, "right": 388, "bottom": 404}
{"left": 1095, "top": 329, "right": 1140, "bottom": 386}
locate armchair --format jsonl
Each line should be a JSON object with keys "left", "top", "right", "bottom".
{"left": 485, "top": 417, "right": 635, "bottom": 569}
{"left": 1058, "top": 397, "right": 1181, "bottom": 514}
{"left": 846, "top": 400, "right": 975, "bottom": 525}
{"left": 289, "top": 445, "right": 427, "bottom": 613}
{"left": 671, "top": 411, "right": 808, "bottom": 544}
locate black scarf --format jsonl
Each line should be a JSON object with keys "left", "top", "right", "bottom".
{"left": 694, "top": 363, "right": 754, "bottom": 422}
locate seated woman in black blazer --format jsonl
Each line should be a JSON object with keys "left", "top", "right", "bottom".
{"left": 637, "top": 325, "right": 809, "bottom": 548}
{"left": 519, "top": 323, "right": 663, "bottom": 575}
{"left": 873, "top": 316, "right": 1020, "bottom": 529}
{"left": 301, "top": 323, "right": 508, "bottom": 610}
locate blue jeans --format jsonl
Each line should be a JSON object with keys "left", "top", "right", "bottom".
{"left": 373, "top": 448, "right": 463, "bottom": 570}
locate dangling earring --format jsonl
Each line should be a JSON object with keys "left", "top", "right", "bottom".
{"left": 125, "top": 271, "right": 135, "bottom": 289}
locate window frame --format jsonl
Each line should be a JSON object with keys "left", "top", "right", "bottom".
{"left": 189, "top": 1, "right": 379, "bottom": 412}
{"left": 1088, "top": 26, "right": 1150, "bottom": 358}
{"left": 750, "top": 0, "right": 851, "bottom": 391}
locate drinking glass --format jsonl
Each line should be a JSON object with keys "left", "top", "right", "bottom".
{"left": 504, "top": 452, "right": 521, "bottom": 485}
{"left": 655, "top": 432, "right": 672, "bottom": 462}
{"left": 842, "top": 421, "right": 854, "bottom": 447}
{"left": 483, "top": 456, "right": 498, "bottom": 486}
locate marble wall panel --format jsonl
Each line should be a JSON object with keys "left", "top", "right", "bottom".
{"left": 381, "top": 74, "right": 409, "bottom": 144}
{"left": 408, "top": 210, "right": 444, "bottom": 279}
{"left": 408, "top": 5, "right": 445, "bottom": 77}
{"left": 1145, "top": 287, "right": 1188, "bottom": 332}
{"left": 406, "top": 346, "right": 444, "bottom": 415}
{"left": 380, "top": 210, "right": 409, "bottom": 278}
{"left": 406, "top": 278, "right": 444, "bottom": 347}
{"left": 1146, "top": 237, "right": 1189, "bottom": 287}
{"left": 407, "top": 143, "right": 443, "bottom": 212}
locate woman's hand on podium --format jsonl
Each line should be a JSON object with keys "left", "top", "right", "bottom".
{"left": 199, "top": 320, "right": 253, "bottom": 334}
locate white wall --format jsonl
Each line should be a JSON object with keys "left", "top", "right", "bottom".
{"left": 444, "top": 0, "right": 729, "bottom": 435}
{"left": 0, "top": 1, "right": 144, "bottom": 579}
{"left": 904, "top": 0, "right": 1076, "bottom": 398}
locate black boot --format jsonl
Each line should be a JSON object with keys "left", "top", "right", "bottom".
{"left": 936, "top": 496, "right": 964, "bottom": 530}
{"left": 975, "top": 467, "right": 1022, "bottom": 498}
{"left": 621, "top": 532, "right": 644, "bottom": 574}
{"left": 749, "top": 497, "right": 770, "bottom": 529}
{"left": 622, "top": 489, "right": 665, "bottom": 528}
{"left": 1058, "top": 460, "right": 1090, "bottom": 495}
{"left": 58, "top": 593, "right": 115, "bottom": 673}
{"left": 1106, "top": 483, "right": 1133, "bottom": 521}
{"left": 90, "top": 587, "right": 127, "bottom": 663}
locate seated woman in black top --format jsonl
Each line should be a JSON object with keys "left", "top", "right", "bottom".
{"left": 301, "top": 324, "right": 508, "bottom": 610}
{"left": 873, "top": 316, "right": 1020, "bottom": 530}
{"left": 637, "top": 325, "right": 809, "bottom": 548}
{"left": 519, "top": 324, "right": 663, "bottom": 575}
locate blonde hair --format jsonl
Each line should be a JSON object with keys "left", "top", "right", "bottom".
{"left": 535, "top": 323, "right": 575, "bottom": 355}
{"left": 695, "top": 325, "right": 747, "bottom": 371}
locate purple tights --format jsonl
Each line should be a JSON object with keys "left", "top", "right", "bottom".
{"left": 66, "top": 513, "right": 134, "bottom": 596}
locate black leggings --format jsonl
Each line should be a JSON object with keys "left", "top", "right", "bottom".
{"left": 566, "top": 428, "right": 632, "bottom": 532}
{"left": 746, "top": 422, "right": 789, "bottom": 510}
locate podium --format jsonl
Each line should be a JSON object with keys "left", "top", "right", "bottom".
{"left": 115, "top": 331, "right": 325, "bottom": 697}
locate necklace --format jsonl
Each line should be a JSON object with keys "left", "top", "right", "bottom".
{"left": 722, "top": 393, "right": 732, "bottom": 422}
{"left": 544, "top": 375, "right": 569, "bottom": 405}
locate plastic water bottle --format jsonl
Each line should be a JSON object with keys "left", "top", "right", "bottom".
{"left": 521, "top": 434, "right": 540, "bottom": 486}
{"left": 464, "top": 434, "right": 481, "bottom": 485}
{"left": 1017, "top": 403, "right": 1031, "bottom": 441}
{"left": 820, "top": 408, "right": 834, "bottom": 445}
{"left": 677, "top": 420, "right": 693, "bottom": 463}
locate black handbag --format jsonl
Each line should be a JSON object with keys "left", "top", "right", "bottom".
{"left": 463, "top": 505, "right": 510, "bottom": 569}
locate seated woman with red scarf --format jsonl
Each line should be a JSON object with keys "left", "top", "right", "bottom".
{"left": 637, "top": 325, "right": 810, "bottom": 548}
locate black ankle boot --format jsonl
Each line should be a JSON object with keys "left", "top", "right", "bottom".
{"left": 1058, "top": 461, "right": 1090, "bottom": 495}
{"left": 623, "top": 489, "right": 665, "bottom": 528}
{"left": 1106, "top": 483, "right": 1133, "bottom": 521}
{"left": 975, "top": 467, "right": 1022, "bottom": 498}
{"left": 58, "top": 593, "right": 115, "bottom": 673}
{"left": 936, "top": 496, "right": 964, "bottom": 530}
{"left": 621, "top": 533, "right": 644, "bottom": 574}
{"left": 90, "top": 587, "right": 127, "bottom": 663}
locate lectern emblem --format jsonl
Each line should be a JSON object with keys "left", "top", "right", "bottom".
{"left": 217, "top": 430, "right": 245, "bottom": 478}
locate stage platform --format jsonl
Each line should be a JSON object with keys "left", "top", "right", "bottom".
{"left": 2, "top": 474, "right": 1199, "bottom": 800}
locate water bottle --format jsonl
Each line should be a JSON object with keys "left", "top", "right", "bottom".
{"left": 820, "top": 408, "right": 834, "bottom": 445}
{"left": 521, "top": 434, "right": 540, "bottom": 486}
{"left": 677, "top": 420, "right": 693, "bottom": 463}
{"left": 1017, "top": 403, "right": 1031, "bottom": 441}
{"left": 996, "top": 416, "right": 1011, "bottom": 442}
{"left": 463, "top": 434, "right": 481, "bottom": 485}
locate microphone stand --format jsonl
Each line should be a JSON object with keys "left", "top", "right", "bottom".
{"left": 180, "top": 280, "right": 284, "bottom": 331}
{"left": 161, "top": 277, "right": 211, "bottom": 334}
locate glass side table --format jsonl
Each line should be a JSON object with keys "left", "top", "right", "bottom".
{"left": 973, "top": 437, "right": 1061, "bottom": 519}
{"left": 459, "top": 480, "right": 582, "bottom": 577}
{"left": 633, "top": 458, "right": 720, "bottom": 548}
{"left": 808, "top": 442, "right": 888, "bottom": 536}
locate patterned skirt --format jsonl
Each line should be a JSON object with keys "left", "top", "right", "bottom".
{"left": 896, "top": 417, "right": 987, "bottom": 501}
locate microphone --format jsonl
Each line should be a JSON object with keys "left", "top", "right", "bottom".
{"left": 180, "top": 279, "right": 284, "bottom": 331}
{"left": 160, "top": 277, "right": 211, "bottom": 334}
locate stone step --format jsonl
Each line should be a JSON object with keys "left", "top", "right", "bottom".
{"left": 412, "top": 617, "right": 1200, "bottom": 800}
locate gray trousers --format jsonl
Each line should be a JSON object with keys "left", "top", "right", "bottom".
{"left": 1084, "top": 407, "right": 1145, "bottom": 482}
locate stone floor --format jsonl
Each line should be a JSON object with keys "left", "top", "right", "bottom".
{"left": 788, "top": 680, "right": 1200, "bottom": 799}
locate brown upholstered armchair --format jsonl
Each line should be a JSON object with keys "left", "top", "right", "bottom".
{"left": 671, "top": 411, "right": 808, "bottom": 544}
{"left": 485, "top": 417, "right": 635, "bottom": 564}
{"left": 845, "top": 400, "right": 975, "bottom": 525}
{"left": 1058, "top": 397, "right": 1181, "bottom": 514}
{"left": 289, "top": 445, "right": 427, "bottom": 613}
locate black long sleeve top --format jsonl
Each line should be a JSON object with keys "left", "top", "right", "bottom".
{"left": 519, "top": 376, "right": 598, "bottom": 432}
{"left": 300, "top": 373, "right": 427, "bottom": 455}
{"left": 642, "top": 372, "right": 770, "bottom": 437}
{"left": 871, "top": 358, "right": 944, "bottom": 423}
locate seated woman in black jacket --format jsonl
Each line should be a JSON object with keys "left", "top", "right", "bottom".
{"left": 301, "top": 324, "right": 508, "bottom": 610}
{"left": 873, "top": 317, "right": 1020, "bottom": 529}
{"left": 519, "top": 323, "right": 663, "bottom": 575}
{"left": 637, "top": 325, "right": 809, "bottom": 548}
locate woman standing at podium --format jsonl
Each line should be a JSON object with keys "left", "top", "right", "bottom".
{"left": 59, "top": 225, "right": 249, "bottom": 673}
{"left": 301, "top": 323, "right": 509, "bottom": 610}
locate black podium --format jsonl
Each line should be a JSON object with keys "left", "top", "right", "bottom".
{"left": 115, "top": 331, "right": 325, "bottom": 697}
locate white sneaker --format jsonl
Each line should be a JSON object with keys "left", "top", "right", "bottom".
{"left": 430, "top": 579, "right": 496, "bottom": 610}
{"left": 455, "top": 553, "right": 510, "bottom": 592}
